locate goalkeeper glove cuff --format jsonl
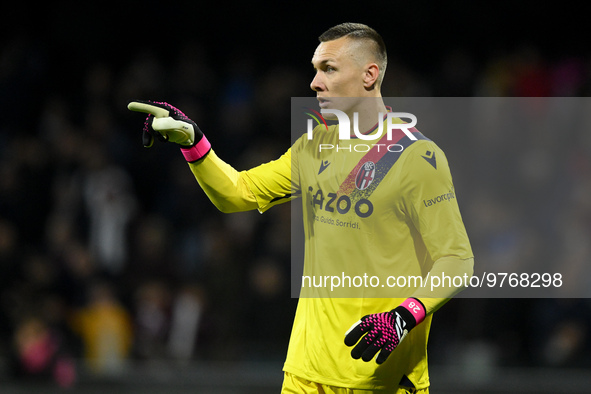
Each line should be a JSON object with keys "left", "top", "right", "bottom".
{"left": 180, "top": 135, "right": 211, "bottom": 163}
{"left": 398, "top": 297, "right": 426, "bottom": 326}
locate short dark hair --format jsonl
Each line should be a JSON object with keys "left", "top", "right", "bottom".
{"left": 319, "top": 23, "right": 387, "bottom": 86}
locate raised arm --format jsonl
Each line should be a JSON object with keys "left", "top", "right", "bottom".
{"left": 128, "top": 100, "right": 294, "bottom": 213}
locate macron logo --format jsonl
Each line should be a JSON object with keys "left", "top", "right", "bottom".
{"left": 318, "top": 160, "right": 330, "bottom": 175}
{"left": 421, "top": 150, "right": 437, "bottom": 169}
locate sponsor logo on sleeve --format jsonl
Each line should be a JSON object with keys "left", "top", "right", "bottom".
{"left": 422, "top": 189, "right": 456, "bottom": 208}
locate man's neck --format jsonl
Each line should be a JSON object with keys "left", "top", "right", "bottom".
{"left": 346, "top": 96, "right": 388, "bottom": 136}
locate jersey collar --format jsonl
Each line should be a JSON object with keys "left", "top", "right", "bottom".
{"left": 350, "top": 106, "right": 393, "bottom": 139}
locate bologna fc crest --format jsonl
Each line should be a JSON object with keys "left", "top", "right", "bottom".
{"left": 355, "top": 161, "right": 376, "bottom": 191}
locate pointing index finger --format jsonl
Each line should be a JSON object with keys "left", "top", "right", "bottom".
{"left": 127, "top": 101, "right": 170, "bottom": 118}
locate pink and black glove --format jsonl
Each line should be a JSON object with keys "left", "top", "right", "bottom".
{"left": 344, "top": 298, "right": 426, "bottom": 364}
{"left": 127, "top": 100, "right": 211, "bottom": 162}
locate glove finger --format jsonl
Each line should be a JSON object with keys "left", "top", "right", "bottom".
{"left": 128, "top": 101, "right": 170, "bottom": 118}
{"left": 351, "top": 338, "right": 371, "bottom": 360}
{"left": 375, "top": 347, "right": 394, "bottom": 364}
{"left": 152, "top": 117, "right": 195, "bottom": 145}
{"left": 151, "top": 117, "right": 193, "bottom": 133}
{"left": 360, "top": 336, "right": 383, "bottom": 362}
{"left": 142, "top": 114, "right": 155, "bottom": 148}
{"left": 144, "top": 114, "right": 169, "bottom": 144}
{"left": 344, "top": 318, "right": 366, "bottom": 347}
{"left": 142, "top": 128, "right": 154, "bottom": 148}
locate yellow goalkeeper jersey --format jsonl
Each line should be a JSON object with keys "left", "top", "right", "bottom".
{"left": 188, "top": 119, "right": 473, "bottom": 390}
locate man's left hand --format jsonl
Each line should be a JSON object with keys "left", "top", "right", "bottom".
{"left": 344, "top": 298, "right": 426, "bottom": 364}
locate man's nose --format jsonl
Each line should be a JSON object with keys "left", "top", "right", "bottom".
{"left": 310, "top": 72, "right": 325, "bottom": 92}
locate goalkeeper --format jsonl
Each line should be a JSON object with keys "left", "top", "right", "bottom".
{"left": 128, "top": 23, "right": 473, "bottom": 394}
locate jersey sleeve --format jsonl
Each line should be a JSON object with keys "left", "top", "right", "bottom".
{"left": 187, "top": 147, "right": 295, "bottom": 213}
{"left": 187, "top": 150, "right": 259, "bottom": 213}
{"left": 399, "top": 140, "right": 473, "bottom": 262}
{"left": 398, "top": 141, "right": 474, "bottom": 311}
{"left": 241, "top": 147, "right": 296, "bottom": 212}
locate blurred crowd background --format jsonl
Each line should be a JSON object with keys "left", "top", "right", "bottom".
{"left": 1, "top": 1, "right": 591, "bottom": 390}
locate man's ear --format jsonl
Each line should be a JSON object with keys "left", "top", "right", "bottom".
{"left": 363, "top": 63, "right": 380, "bottom": 90}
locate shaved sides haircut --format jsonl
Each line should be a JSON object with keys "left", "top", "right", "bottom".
{"left": 318, "top": 23, "right": 388, "bottom": 88}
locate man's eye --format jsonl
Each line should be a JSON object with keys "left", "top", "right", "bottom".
{"left": 325, "top": 66, "right": 335, "bottom": 73}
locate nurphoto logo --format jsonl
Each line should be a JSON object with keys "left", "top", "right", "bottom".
{"left": 305, "top": 109, "right": 418, "bottom": 152}
{"left": 306, "top": 109, "right": 417, "bottom": 141}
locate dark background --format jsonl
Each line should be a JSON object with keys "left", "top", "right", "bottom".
{"left": 1, "top": 1, "right": 591, "bottom": 392}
